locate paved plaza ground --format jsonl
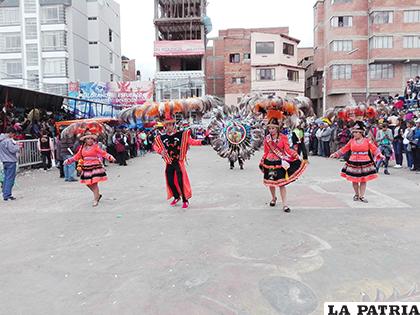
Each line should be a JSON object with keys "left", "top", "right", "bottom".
{"left": 1, "top": 147, "right": 420, "bottom": 315}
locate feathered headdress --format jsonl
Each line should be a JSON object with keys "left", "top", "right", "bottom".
{"left": 118, "top": 95, "right": 224, "bottom": 124}
{"left": 61, "top": 121, "right": 112, "bottom": 140}
{"left": 340, "top": 104, "right": 378, "bottom": 122}
{"left": 251, "top": 95, "right": 300, "bottom": 128}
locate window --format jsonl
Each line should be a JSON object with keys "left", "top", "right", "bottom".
{"left": 370, "top": 11, "right": 393, "bottom": 24}
{"left": 256, "top": 68, "right": 275, "bottom": 81}
{"left": 370, "top": 36, "right": 393, "bottom": 49}
{"left": 229, "top": 53, "right": 240, "bottom": 63}
{"left": 256, "top": 42, "right": 275, "bottom": 54}
{"left": 89, "top": 41, "right": 98, "bottom": 45}
{"left": 405, "top": 64, "right": 420, "bottom": 78}
{"left": 0, "top": 59, "right": 22, "bottom": 79}
{"left": 0, "top": 33, "right": 21, "bottom": 53}
{"left": 109, "top": 29, "right": 113, "bottom": 42}
{"left": 0, "top": 7, "right": 20, "bottom": 26}
{"left": 42, "top": 31, "right": 66, "bottom": 51}
{"left": 88, "top": 17, "right": 97, "bottom": 20}
{"left": 43, "top": 58, "right": 67, "bottom": 77}
{"left": 287, "top": 70, "right": 299, "bottom": 82}
{"left": 25, "top": 18, "right": 38, "bottom": 40}
{"left": 283, "top": 43, "right": 294, "bottom": 56}
{"left": 369, "top": 64, "right": 394, "bottom": 80}
{"left": 26, "top": 44, "right": 38, "bottom": 66}
{"left": 41, "top": 6, "right": 63, "bottom": 24}
{"left": 404, "top": 11, "right": 420, "bottom": 23}
{"left": 243, "top": 53, "right": 251, "bottom": 60}
{"left": 24, "top": 0, "right": 37, "bottom": 13}
{"left": 109, "top": 52, "right": 113, "bottom": 64}
{"left": 27, "top": 70, "right": 39, "bottom": 90}
{"left": 331, "top": 16, "right": 352, "bottom": 27}
{"left": 330, "top": 40, "right": 353, "bottom": 52}
{"left": 406, "top": 64, "right": 420, "bottom": 78}
{"left": 331, "top": 64, "right": 352, "bottom": 80}
{"left": 43, "top": 83, "right": 67, "bottom": 95}
{"left": 403, "top": 36, "right": 420, "bottom": 48}
{"left": 110, "top": 74, "right": 114, "bottom": 82}
{"left": 231, "top": 77, "right": 245, "bottom": 84}
{"left": 90, "top": 66, "right": 99, "bottom": 69}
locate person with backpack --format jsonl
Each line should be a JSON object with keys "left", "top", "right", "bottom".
{"left": 113, "top": 130, "right": 128, "bottom": 166}
{"left": 376, "top": 123, "right": 393, "bottom": 175}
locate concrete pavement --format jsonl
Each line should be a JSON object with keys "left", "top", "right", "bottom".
{"left": 1, "top": 147, "right": 419, "bottom": 315}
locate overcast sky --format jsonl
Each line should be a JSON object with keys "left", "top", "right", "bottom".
{"left": 117, "top": 0, "right": 317, "bottom": 81}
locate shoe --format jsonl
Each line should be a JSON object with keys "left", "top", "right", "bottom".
{"left": 240, "top": 165, "right": 244, "bottom": 170}
{"left": 359, "top": 197, "right": 368, "bottom": 203}
{"left": 92, "top": 200, "right": 99, "bottom": 207}
{"left": 3, "top": 196, "right": 16, "bottom": 201}
{"left": 384, "top": 170, "right": 390, "bottom": 175}
{"left": 98, "top": 194, "right": 103, "bottom": 203}
{"left": 230, "top": 166, "right": 234, "bottom": 170}
{"left": 353, "top": 195, "right": 359, "bottom": 201}
{"left": 68, "top": 178, "right": 78, "bottom": 182}
{"left": 393, "top": 165, "right": 402, "bottom": 169}
{"left": 170, "top": 198, "right": 180, "bottom": 206}
{"left": 269, "top": 197, "right": 277, "bottom": 207}
{"left": 182, "top": 201, "right": 189, "bottom": 209}
{"left": 283, "top": 206, "right": 291, "bottom": 213}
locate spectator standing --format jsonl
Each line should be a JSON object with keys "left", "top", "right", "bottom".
{"left": 37, "top": 130, "right": 54, "bottom": 171}
{"left": 0, "top": 127, "right": 20, "bottom": 201}
{"left": 113, "top": 130, "right": 128, "bottom": 166}
{"left": 403, "top": 120, "right": 415, "bottom": 170}
{"left": 320, "top": 123, "right": 332, "bottom": 157}
{"left": 376, "top": 123, "right": 394, "bottom": 175}
{"left": 392, "top": 119, "right": 404, "bottom": 168}
{"left": 60, "top": 135, "right": 78, "bottom": 181}
{"left": 413, "top": 119, "right": 420, "bottom": 171}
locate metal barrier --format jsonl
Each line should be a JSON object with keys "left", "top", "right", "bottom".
{"left": 17, "top": 139, "right": 42, "bottom": 168}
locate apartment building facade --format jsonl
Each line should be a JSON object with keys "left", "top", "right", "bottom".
{"left": 121, "top": 55, "right": 136, "bottom": 81}
{"left": 154, "top": 0, "right": 211, "bottom": 102}
{"left": 313, "top": 0, "right": 420, "bottom": 110}
{"left": 206, "top": 27, "right": 305, "bottom": 106}
{"left": 0, "top": 0, "right": 122, "bottom": 96}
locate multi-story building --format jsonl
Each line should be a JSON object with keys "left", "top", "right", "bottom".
{"left": 154, "top": 0, "right": 210, "bottom": 101}
{"left": 313, "top": 0, "right": 420, "bottom": 110}
{"left": 298, "top": 47, "right": 323, "bottom": 115}
{"left": 122, "top": 55, "right": 136, "bottom": 81}
{"left": 0, "top": 0, "right": 122, "bottom": 96}
{"left": 206, "top": 27, "right": 305, "bottom": 106}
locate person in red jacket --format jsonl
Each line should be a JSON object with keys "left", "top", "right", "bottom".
{"left": 65, "top": 130, "right": 116, "bottom": 207}
{"left": 259, "top": 116, "right": 307, "bottom": 213}
{"left": 330, "top": 121, "right": 383, "bottom": 203}
{"left": 153, "top": 113, "right": 204, "bottom": 209}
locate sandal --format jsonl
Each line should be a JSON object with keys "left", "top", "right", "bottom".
{"left": 359, "top": 197, "right": 368, "bottom": 203}
{"left": 98, "top": 194, "right": 103, "bottom": 203}
{"left": 269, "top": 197, "right": 277, "bottom": 207}
{"left": 283, "top": 206, "right": 291, "bottom": 213}
{"left": 353, "top": 195, "right": 359, "bottom": 201}
{"left": 92, "top": 200, "right": 99, "bottom": 207}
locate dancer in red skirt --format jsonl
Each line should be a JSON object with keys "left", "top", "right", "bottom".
{"left": 330, "top": 121, "right": 383, "bottom": 203}
{"left": 256, "top": 97, "right": 308, "bottom": 213}
{"left": 64, "top": 130, "right": 116, "bottom": 207}
{"left": 260, "top": 117, "right": 307, "bottom": 212}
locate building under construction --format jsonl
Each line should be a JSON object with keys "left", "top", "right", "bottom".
{"left": 154, "top": 0, "right": 211, "bottom": 101}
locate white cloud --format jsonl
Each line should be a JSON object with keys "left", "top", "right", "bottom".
{"left": 118, "top": 0, "right": 316, "bottom": 80}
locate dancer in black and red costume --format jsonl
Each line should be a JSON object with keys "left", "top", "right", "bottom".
{"left": 153, "top": 113, "right": 204, "bottom": 209}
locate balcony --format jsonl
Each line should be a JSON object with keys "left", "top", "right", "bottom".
{"left": 155, "top": 70, "right": 204, "bottom": 81}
